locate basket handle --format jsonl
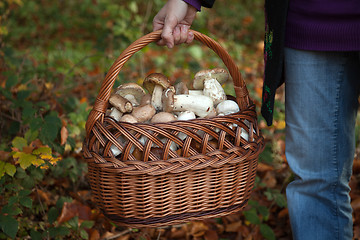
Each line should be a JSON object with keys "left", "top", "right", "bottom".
{"left": 85, "top": 30, "right": 251, "bottom": 136}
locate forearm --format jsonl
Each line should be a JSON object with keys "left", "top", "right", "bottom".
{"left": 182, "top": 0, "right": 215, "bottom": 11}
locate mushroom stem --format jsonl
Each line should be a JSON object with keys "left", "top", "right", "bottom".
{"left": 109, "top": 94, "right": 133, "bottom": 113}
{"left": 173, "top": 95, "right": 215, "bottom": 118}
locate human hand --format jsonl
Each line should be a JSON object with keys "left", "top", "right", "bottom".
{"left": 153, "top": 0, "right": 197, "bottom": 48}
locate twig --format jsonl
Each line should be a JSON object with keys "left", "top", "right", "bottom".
{"left": 66, "top": 54, "right": 101, "bottom": 76}
{"left": 101, "top": 229, "right": 131, "bottom": 240}
{"left": 156, "top": 231, "right": 162, "bottom": 240}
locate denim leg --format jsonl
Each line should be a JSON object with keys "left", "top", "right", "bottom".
{"left": 284, "top": 48, "right": 360, "bottom": 240}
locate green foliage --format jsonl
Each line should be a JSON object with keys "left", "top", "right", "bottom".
{"left": 0, "top": 0, "right": 308, "bottom": 239}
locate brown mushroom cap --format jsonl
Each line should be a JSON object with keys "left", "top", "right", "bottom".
{"left": 119, "top": 114, "right": 138, "bottom": 123}
{"left": 150, "top": 112, "right": 177, "bottom": 123}
{"left": 174, "top": 82, "right": 189, "bottom": 95}
{"left": 140, "top": 93, "right": 152, "bottom": 106}
{"left": 193, "top": 68, "right": 229, "bottom": 89}
{"left": 115, "top": 83, "right": 146, "bottom": 103}
{"left": 131, "top": 104, "right": 156, "bottom": 122}
{"left": 143, "top": 73, "right": 172, "bottom": 94}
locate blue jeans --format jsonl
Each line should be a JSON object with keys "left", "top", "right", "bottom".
{"left": 284, "top": 48, "right": 360, "bottom": 240}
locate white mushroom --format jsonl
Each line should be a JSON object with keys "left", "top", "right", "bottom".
{"left": 188, "top": 90, "right": 204, "bottom": 96}
{"left": 203, "top": 78, "right": 227, "bottom": 106}
{"left": 216, "top": 100, "right": 240, "bottom": 115}
{"left": 177, "top": 111, "right": 196, "bottom": 121}
{"left": 162, "top": 88, "right": 215, "bottom": 118}
{"left": 193, "top": 68, "right": 229, "bottom": 89}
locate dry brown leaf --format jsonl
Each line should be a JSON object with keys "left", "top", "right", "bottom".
{"left": 190, "top": 221, "right": 208, "bottom": 238}
{"left": 353, "top": 159, "right": 360, "bottom": 174}
{"left": 278, "top": 208, "right": 289, "bottom": 218}
{"left": 57, "top": 200, "right": 92, "bottom": 225}
{"left": 60, "top": 126, "right": 68, "bottom": 145}
{"left": 225, "top": 221, "right": 242, "bottom": 232}
{"left": 257, "top": 162, "right": 274, "bottom": 173}
{"left": 35, "top": 189, "right": 51, "bottom": 205}
{"left": 351, "top": 198, "right": 360, "bottom": 211}
{"left": 89, "top": 229, "right": 100, "bottom": 240}
{"left": 263, "top": 171, "right": 277, "bottom": 188}
{"left": 204, "top": 229, "right": 218, "bottom": 240}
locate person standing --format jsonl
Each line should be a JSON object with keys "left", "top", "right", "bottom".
{"left": 153, "top": 0, "right": 360, "bottom": 239}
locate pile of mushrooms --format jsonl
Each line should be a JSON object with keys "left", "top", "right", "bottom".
{"left": 106, "top": 68, "right": 249, "bottom": 157}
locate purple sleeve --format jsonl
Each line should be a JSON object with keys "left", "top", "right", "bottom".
{"left": 183, "top": 0, "right": 202, "bottom": 11}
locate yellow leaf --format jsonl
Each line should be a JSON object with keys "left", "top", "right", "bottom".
{"left": 33, "top": 147, "right": 52, "bottom": 155}
{"left": 32, "top": 158, "right": 45, "bottom": 167}
{"left": 276, "top": 120, "right": 286, "bottom": 130}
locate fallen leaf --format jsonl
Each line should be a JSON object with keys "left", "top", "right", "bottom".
{"left": 57, "top": 200, "right": 92, "bottom": 225}
{"left": 351, "top": 198, "right": 360, "bottom": 211}
{"left": 263, "top": 171, "right": 277, "bottom": 188}
{"left": 204, "top": 229, "right": 218, "bottom": 240}
{"left": 225, "top": 221, "right": 242, "bottom": 232}
{"left": 89, "top": 229, "right": 100, "bottom": 240}
{"left": 257, "top": 163, "right": 274, "bottom": 173}
{"left": 60, "top": 126, "right": 68, "bottom": 145}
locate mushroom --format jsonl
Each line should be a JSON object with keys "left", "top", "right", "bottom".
{"left": 143, "top": 73, "right": 174, "bottom": 111}
{"left": 109, "top": 94, "right": 133, "bottom": 113}
{"left": 140, "top": 93, "right": 152, "bottom": 106}
{"left": 216, "top": 100, "right": 240, "bottom": 115}
{"left": 115, "top": 83, "right": 146, "bottom": 106}
{"left": 162, "top": 88, "right": 215, "bottom": 118}
{"left": 150, "top": 112, "right": 177, "bottom": 123}
{"left": 203, "top": 78, "right": 227, "bottom": 106}
{"left": 188, "top": 90, "right": 203, "bottom": 96}
{"left": 193, "top": 68, "right": 229, "bottom": 90}
{"left": 119, "top": 114, "right": 138, "bottom": 123}
{"left": 131, "top": 104, "right": 156, "bottom": 122}
{"left": 174, "top": 82, "right": 189, "bottom": 95}
{"left": 109, "top": 107, "right": 123, "bottom": 121}
{"left": 177, "top": 111, "right": 196, "bottom": 121}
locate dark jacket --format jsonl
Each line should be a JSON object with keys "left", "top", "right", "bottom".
{"left": 199, "top": 0, "right": 288, "bottom": 126}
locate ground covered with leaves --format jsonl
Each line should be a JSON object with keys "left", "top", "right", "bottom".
{"left": 1, "top": 0, "right": 360, "bottom": 239}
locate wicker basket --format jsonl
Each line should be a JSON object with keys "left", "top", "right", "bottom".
{"left": 82, "top": 30, "right": 265, "bottom": 228}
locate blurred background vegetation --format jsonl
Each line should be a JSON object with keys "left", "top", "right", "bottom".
{"left": 1, "top": 0, "right": 359, "bottom": 239}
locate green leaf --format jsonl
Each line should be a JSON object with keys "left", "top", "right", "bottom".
{"left": 24, "top": 129, "right": 39, "bottom": 142}
{"left": 80, "top": 229, "right": 88, "bottom": 239}
{"left": 30, "top": 229, "right": 42, "bottom": 240}
{"left": 0, "top": 215, "right": 19, "bottom": 239}
{"left": 4, "top": 163, "right": 16, "bottom": 177}
{"left": 243, "top": 209, "right": 261, "bottom": 225}
{"left": 40, "top": 113, "right": 62, "bottom": 142}
{"left": 48, "top": 207, "right": 59, "bottom": 224}
{"left": 260, "top": 223, "right": 276, "bottom": 240}
{"left": 13, "top": 152, "right": 36, "bottom": 169}
{"left": 80, "top": 220, "right": 94, "bottom": 229}
{"left": 19, "top": 196, "right": 33, "bottom": 208}
{"left": 12, "top": 137, "right": 27, "bottom": 151}
{"left": 48, "top": 226, "right": 70, "bottom": 238}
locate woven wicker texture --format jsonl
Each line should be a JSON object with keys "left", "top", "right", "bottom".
{"left": 82, "top": 30, "right": 265, "bottom": 227}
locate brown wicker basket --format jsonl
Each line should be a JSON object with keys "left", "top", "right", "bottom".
{"left": 82, "top": 30, "right": 265, "bottom": 228}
